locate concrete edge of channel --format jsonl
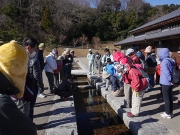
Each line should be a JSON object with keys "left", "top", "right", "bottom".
{"left": 75, "top": 59, "right": 170, "bottom": 135}
{"left": 44, "top": 95, "right": 78, "bottom": 135}
{"left": 86, "top": 74, "right": 170, "bottom": 135}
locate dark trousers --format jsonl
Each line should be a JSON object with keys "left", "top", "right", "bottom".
{"left": 29, "top": 85, "right": 38, "bottom": 120}
{"left": 58, "top": 90, "right": 73, "bottom": 98}
{"left": 45, "top": 72, "right": 54, "bottom": 91}
{"left": 54, "top": 73, "right": 59, "bottom": 87}
{"left": 162, "top": 84, "right": 173, "bottom": 114}
{"left": 148, "top": 74, "right": 155, "bottom": 87}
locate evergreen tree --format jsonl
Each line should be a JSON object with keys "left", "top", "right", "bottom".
{"left": 40, "top": 6, "right": 53, "bottom": 30}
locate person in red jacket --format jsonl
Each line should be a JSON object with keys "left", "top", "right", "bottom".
{"left": 121, "top": 61, "right": 148, "bottom": 117}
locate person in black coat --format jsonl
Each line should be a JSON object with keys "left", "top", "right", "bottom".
{"left": 0, "top": 41, "right": 37, "bottom": 135}
{"left": 54, "top": 75, "right": 77, "bottom": 100}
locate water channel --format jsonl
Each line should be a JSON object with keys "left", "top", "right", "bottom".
{"left": 72, "top": 75, "right": 132, "bottom": 135}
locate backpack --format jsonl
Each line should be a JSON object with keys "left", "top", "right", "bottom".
{"left": 166, "top": 59, "right": 180, "bottom": 84}
{"left": 134, "top": 66, "right": 150, "bottom": 89}
{"left": 140, "top": 59, "right": 148, "bottom": 71}
{"left": 57, "top": 60, "right": 63, "bottom": 71}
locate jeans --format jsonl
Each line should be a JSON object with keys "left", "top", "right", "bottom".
{"left": 148, "top": 74, "right": 155, "bottom": 87}
{"left": 29, "top": 85, "right": 38, "bottom": 120}
{"left": 161, "top": 85, "right": 173, "bottom": 115}
{"left": 45, "top": 72, "right": 54, "bottom": 91}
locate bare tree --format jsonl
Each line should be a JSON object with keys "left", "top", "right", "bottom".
{"left": 58, "top": 34, "right": 67, "bottom": 46}
{"left": 72, "top": 38, "right": 78, "bottom": 48}
{"left": 92, "top": 37, "right": 101, "bottom": 49}
{"left": 79, "top": 34, "right": 88, "bottom": 49}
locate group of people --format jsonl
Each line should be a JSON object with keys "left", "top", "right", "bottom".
{"left": 0, "top": 37, "right": 76, "bottom": 134}
{"left": 87, "top": 46, "right": 178, "bottom": 119}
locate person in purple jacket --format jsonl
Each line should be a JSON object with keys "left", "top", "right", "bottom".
{"left": 158, "top": 48, "right": 175, "bottom": 119}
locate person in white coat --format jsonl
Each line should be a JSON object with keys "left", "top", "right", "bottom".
{"left": 87, "top": 49, "right": 95, "bottom": 75}
{"left": 44, "top": 48, "right": 57, "bottom": 93}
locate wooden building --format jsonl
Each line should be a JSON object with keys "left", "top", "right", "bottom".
{"left": 114, "top": 7, "right": 180, "bottom": 63}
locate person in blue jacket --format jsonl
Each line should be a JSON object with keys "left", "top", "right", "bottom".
{"left": 158, "top": 48, "right": 175, "bottom": 119}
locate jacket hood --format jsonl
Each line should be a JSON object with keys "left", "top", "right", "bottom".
{"left": 113, "top": 52, "right": 125, "bottom": 62}
{"left": 158, "top": 48, "right": 170, "bottom": 61}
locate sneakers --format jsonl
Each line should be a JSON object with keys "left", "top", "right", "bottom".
{"left": 61, "top": 97, "right": 68, "bottom": 101}
{"left": 38, "top": 93, "right": 46, "bottom": 98}
{"left": 160, "top": 112, "right": 174, "bottom": 119}
{"left": 127, "top": 112, "right": 139, "bottom": 117}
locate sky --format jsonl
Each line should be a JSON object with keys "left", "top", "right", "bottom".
{"left": 144, "top": 0, "right": 180, "bottom": 6}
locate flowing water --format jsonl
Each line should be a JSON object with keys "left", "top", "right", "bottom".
{"left": 73, "top": 75, "right": 132, "bottom": 135}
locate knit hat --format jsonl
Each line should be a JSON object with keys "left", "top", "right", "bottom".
{"left": 10, "top": 40, "right": 18, "bottom": 43}
{"left": 126, "top": 48, "right": 134, "bottom": 56}
{"left": 102, "top": 71, "right": 111, "bottom": 79}
{"left": 39, "top": 43, "right": 45, "bottom": 48}
{"left": 144, "top": 46, "right": 152, "bottom": 53}
{"left": 0, "top": 41, "right": 28, "bottom": 98}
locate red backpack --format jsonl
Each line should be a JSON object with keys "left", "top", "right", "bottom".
{"left": 54, "top": 60, "right": 63, "bottom": 73}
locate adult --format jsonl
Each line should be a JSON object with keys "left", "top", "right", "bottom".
{"left": 158, "top": 48, "right": 175, "bottom": 119}
{"left": 44, "top": 48, "right": 57, "bottom": 93}
{"left": 54, "top": 75, "right": 77, "bottom": 100}
{"left": 122, "top": 61, "right": 148, "bottom": 117}
{"left": 136, "top": 51, "right": 148, "bottom": 70}
{"left": 144, "top": 46, "right": 157, "bottom": 88}
{"left": 120, "top": 48, "right": 136, "bottom": 108}
{"left": 87, "top": 49, "right": 95, "bottom": 75}
{"left": 94, "top": 52, "right": 103, "bottom": 75}
{"left": 37, "top": 43, "right": 46, "bottom": 98}
{"left": 126, "top": 48, "right": 141, "bottom": 65}
{"left": 102, "top": 71, "right": 124, "bottom": 97}
{"left": 0, "top": 41, "right": 37, "bottom": 135}
{"left": 66, "top": 48, "right": 73, "bottom": 75}
{"left": 57, "top": 51, "right": 68, "bottom": 81}
{"left": 21, "top": 37, "right": 44, "bottom": 121}
{"left": 70, "top": 50, "right": 75, "bottom": 58}
{"left": 101, "top": 48, "right": 113, "bottom": 67}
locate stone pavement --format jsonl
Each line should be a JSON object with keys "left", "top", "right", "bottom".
{"left": 76, "top": 57, "right": 180, "bottom": 135}
{"left": 34, "top": 72, "right": 77, "bottom": 135}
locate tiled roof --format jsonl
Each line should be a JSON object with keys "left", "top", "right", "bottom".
{"left": 130, "top": 8, "right": 180, "bottom": 33}
{"left": 114, "top": 27, "right": 180, "bottom": 46}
